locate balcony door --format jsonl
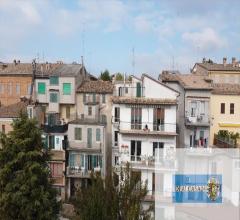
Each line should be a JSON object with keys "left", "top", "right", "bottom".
{"left": 131, "top": 107, "right": 142, "bottom": 129}
{"left": 153, "top": 142, "right": 164, "bottom": 162}
{"left": 131, "top": 140, "right": 141, "bottom": 161}
{"left": 153, "top": 108, "right": 165, "bottom": 131}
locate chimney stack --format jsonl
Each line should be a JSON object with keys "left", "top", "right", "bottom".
{"left": 13, "top": 59, "right": 17, "bottom": 65}
{"left": 232, "top": 57, "right": 236, "bottom": 66}
{"left": 223, "top": 57, "right": 227, "bottom": 66}
{"left": 202, "top": 58, "right": 206, "bottom": 63}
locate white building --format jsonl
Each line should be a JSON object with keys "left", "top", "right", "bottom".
{"left": 112, "top": 74, "right": 179, "bottom": 197}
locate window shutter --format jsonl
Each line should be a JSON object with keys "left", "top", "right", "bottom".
{"left": 136, "top": 82, "right": 141, "bottom": 97}
{"left": 38, "top": 82, "right": 46, "bottom": 94}
{"left": 96, "top": 128, "right": 101, "bottom": 141}
{"left": 63, "top": 83, "right": 71, "bottom": 95}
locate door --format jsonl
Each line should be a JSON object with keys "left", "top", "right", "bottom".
{"left": 136, "top": 82, "right": 141, "bottom": 97}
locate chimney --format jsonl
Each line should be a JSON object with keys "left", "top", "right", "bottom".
{"left": 232, "top": 57, "right": 236, "bottom": 66}
{"left": 13, "top": 59, "right": 17, "bottom": 65}
{"left": 202, "top": 58, "right": 206, "bottom": 63}
{"left": 17, "top": 60, "right": 20, "bottom": 64}
{"left": 223, "top": 57, "right": 227, "bottom": 66}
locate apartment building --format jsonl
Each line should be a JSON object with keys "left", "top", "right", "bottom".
{"left": 160, "top": 72, "right": 212, "bottom": 148}
{"left": 66, "top": 80, "right": 113, "bottom": 198}
{"left": 34, "top": 63, "right": 89, "bottom": 199}
{"left": 112, "top": 74, "right": 179, "bottom": 197}
{"left": 192, "top": 57, "right": 240, "bottom": 84}
{"left": 210, "top": 83, "right": 240, "bottom": 147}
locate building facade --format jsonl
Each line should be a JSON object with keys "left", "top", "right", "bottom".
{"left": 112, "top": 74, "right": 179, "bottom": 197}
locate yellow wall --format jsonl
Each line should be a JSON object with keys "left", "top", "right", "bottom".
{"left": 210, "top": 94, "right": 240, "bottom": 145}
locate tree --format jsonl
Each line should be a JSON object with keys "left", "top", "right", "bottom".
{"left": 0, "top": 113, "right": 59, "bottom": 220}
{"left": 100, "top": 69, "right": 111, "bottom": 81}
{"left": 73, "top": 163, "right": 153, "bottom": 220}
{"left": 115, "top": 73, "right": 124, "bottom": 81}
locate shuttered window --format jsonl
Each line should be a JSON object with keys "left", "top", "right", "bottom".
{"left": 50, "top": 76, "right": 59, "bottom": 85}
{"left": 63, "top": 83, "right": 71, "bottom": 95}
{"left": 50, "top": 93, "right": 58, "bottom": 103}
{"left": 38, "top": 82, "right": 46, "bottom": 94}
{"left": 75, "top": 127, "right": 82, "bottom": 140}
{"left": 96, "top": 128, "right": 101, "bottom": 142}
{"left": 69, "top": 153, "right": 76, "bottom": 167}
{"left": 136, "top": 82, "right": 141, "bottom": 97}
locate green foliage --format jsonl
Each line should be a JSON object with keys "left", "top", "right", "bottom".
{"left": 115, "top": 73, "right": 124, "bottom": 81}
{"left": 73, "top": 163, "right": 153, "bottom": 220}
{"left": 100, "top": 70, "right": 111, "bottom": 81}
{"left": 0, "top": 113, "right": 59, "bottom": 220}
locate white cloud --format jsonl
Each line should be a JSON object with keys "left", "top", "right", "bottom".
{"left": 182, "top": 28, "right": 227, "bottom": 52}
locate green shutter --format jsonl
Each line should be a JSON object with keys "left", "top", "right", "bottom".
{"left": 63, "top": 83, "right": 71, "bottom": 95}
{"left": 75, "top": 128, "right": 82, "bottom": 140}
{"left": 96, "top": 128, "right": 101, "bottom": 141}
{"left": 136, "top": 82, "right": 141, "bottom": 97}
{"left": 93, "top": 155, "right": 97, "bottom": 167}
{"left": 87, "top": 128, "right": 92, "bottom": 148}
{"left": 38, "top": 82, "right": 46, "bottom": 94}
{"left": 50, "top": 93, "right": 58, "bottom": 103}
{"left": 50, "top": 76, "right": 59, "bottom": 85}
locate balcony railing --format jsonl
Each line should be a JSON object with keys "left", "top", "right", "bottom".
{"left": 185, "top": 115, "right": 210, "bottom": 126}
{"left": 42, "top": 123, "right": 68, "bottom": 133}
{"left": 66, "top": 166, "right": 101, "bottom": 177}
{"left": 67, "top": 141, "right": 102, "bottom": 152}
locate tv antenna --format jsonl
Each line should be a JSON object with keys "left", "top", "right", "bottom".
{"left": 132, "top": 47, "right": 135, "bottom": 75}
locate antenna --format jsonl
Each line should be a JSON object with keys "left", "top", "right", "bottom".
{"left": 132, "top": 47, "right": 135, "bottom": 75}
{"left": 81, "top": 22, "right": 85, "bottom": 64}
{"left": 172, "top": 56, "right": 175, "bottom": 70}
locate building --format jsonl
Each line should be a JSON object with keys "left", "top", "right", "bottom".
{"left": 66, "top": 80, "right": 113, "bottom": 198}
{"left": 192, "top": 57, "right": 240, "bottom": 84}
{"left": 160, "top": 72, "right": 212, "bottom": 148}
{"left": 210, "top": 83, "right": 240, "bottom": 147}
{"left": 34, "top": 63, "right": 89, "bottom": 199}
{"left": 112, "top": 74, "right": 179, "bottom": 197}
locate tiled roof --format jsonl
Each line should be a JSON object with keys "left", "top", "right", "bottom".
{"left": 0, "top": 63, "right": 61, "bottom": 76}
{"left": 0, "top": 101, "right": 28, "bottom": 118}
{"left": 212, "top": 83, "right": 240, "bottom": 95}
{"left": 196, "top": 63, "right": 240, "bottom": 71}
{"left": 77, "top": 80, "right": 114, "bottom": 93}
{"left": 112, "top": 97, "right": 177, "bottom": 105}
{"left": 52, "top": 64, "right": 83, "bottom": 77}
{"left": 161, "top": 73, "right": 212, "bottom": 90}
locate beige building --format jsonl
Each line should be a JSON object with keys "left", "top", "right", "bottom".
{"left": 192, "top": 57, "right": 240, "bottom": 84}
{"left": 210, "top": 83, "right": 240, "bottom": 147}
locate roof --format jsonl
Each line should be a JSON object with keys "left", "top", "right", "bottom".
{"left": 161, "top": 73, "right": 212, "bottom": 90}
{"left": 112, "top": 97, "right": 177, "bottom": 105}
{"left": 0, "top": 101, "right": 28, "bottom": 118}
{"left": 212, "top": 83, "right": 240, "bottom": 95}
{"left": 0, "top": 63, "right": 61, "bottom": 76}
{"left": 52, "top": 64, "right": 83, "bottom": 77}
{"left": 195, "top": 62, "right": 240, "bottom": 72}
{"left": 77, "top": 80, "right": 114, "bottom": 93}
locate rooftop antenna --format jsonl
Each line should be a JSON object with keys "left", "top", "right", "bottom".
{"left": 132, "top": 47, "right": 135, "bottom": 75}
{"left": 37, "top": 52, "right": 39, "bottom": 63}
{"left": 81, "top": 21, "right": 85, "bottom": 65}
{"left": 30, "top": 59, "right": 36, "bottom": 104}
{"left": 172, "top": 56, "right": 175, "bottom": 70}
{"left": 42, "top": 51, "right": 45, "bottom": 63}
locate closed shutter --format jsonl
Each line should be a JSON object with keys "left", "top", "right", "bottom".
{"left": 87, "top": 128, "right": 92, "bottom": 147}
{"left": 50, "top": 93, "right": 58, "bottom": 103}
{"left": 38, "top": 82, "right": 46, "bottom": 94}
{"left": 136, "top": 82, "right": 141, "bottom": 97}
{"left": 96, "top": 128, "right": 101, "bottom": 141}
{"left": 50, "top": 76, "right": 59, "bottom": 85}
{"left": 63, "top": 83, "right": 71, "bottom": 95}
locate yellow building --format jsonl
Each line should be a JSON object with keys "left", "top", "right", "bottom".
{"left": 210, "top": 83, "right": 240, "bottom": 147}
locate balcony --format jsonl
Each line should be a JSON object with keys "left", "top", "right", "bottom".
{"left": 66, "top": 166, "right": 101, "bottom": 178}
{"left": 42, "top": 123, "right": 68, "bottom": 133}
{"left": 185, "top": 115, "right": 210, "bottom": 127}
{"left": 50, "top": 150, "right": 65, "bottom": 161}
{"left": 67, "top": 141, "right": 102, "bottom": 153}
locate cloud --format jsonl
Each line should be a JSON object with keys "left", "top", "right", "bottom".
{"left": 182, "top": 28, "right": 227, "bottom": 52}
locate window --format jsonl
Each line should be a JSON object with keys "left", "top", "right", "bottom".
{"left": 50, "top": 93, "right": 58, "bottom": 103}
{"left": 8, "top": 82, "right": 12, "bottom": 95}
{"left": 101, "top": 114, "right": 107, "bottom": 124}
{"left": 38, "top": 82, "right": 46, "bottom": 94}
{"left": 69, "top": 153, "right": 76, "bottom": 167}
{"left": 2, "top": 124, "right": 5, "bottom": 134}
{"left": 114, "top": 107, "right": 120, "bottom": 122}
{"left": 153, "top": 142, "right": 164, "bottom": 161}
{"left": 50, "top": 163, "right": 62, "bottom": 177}
{"left": 27, "top": 107, "right": 33, "bottom": 118}
{"left": 131, "top": 140, "right": 141, "bottom": 161}
{"left": 230, "top": 103, "right": 234, "bottom": 114}
{"left": 190, "top": 101, "right": 197, "bottom": 117}
{"left": 63, "top": 83, "right": 71, "bottom": 95}
{"left": 118, "top": 87, "right": 122, "bottom": 96}
{"left": 220, "top": 103, "right": 225, "bottom": 114}
{"left": 49, "top": 135, "right": 55, "bottom": 149}
{"left": 131, "top": 107, "right": 142, "bottom": 129}
{"left": 93, "top": 93, "right": 96, "bottom": 103}
{"left": 50, "top": 76, "right": 59, "bottom": 85}
{"left": 66, "top": 106, "right": 70, "bottom": 119}
{"left": 136, "top": 82, "right": 141, "bottom": 97}
{"left": 153, "top": 108, "right": 165, "bottom": 131}
{"left": 27, "top": 84, "right": 31, "bottom": 95}
{"left": 96, "top": 128, "right": 101, "bottom": 142}
{"left": 0, "top": 83, "right": 3, "bottom": 94}
{"left": 16, "top": 83, "right": 20, "bottom": 95}
{"left": 56, "top": 137, "right": 59, "bottom": 145}
{"left": 75, "top": 128, "right": 82, "bottom": 140}
{"left": 83, "top": 94, "right": 86, "bottom": 102}
{"left": 114, "top": 131, "right": 119, "bottom": 146}
{"left": 115, "top": 156, "right": 119, "bottom": 166}
{"left": 102, "top": 94, "right": 106, "bottom": 103}
{"left": 125, "top": 87, "right": 128, "bottom": 94}
{"left": 88, "top": 106, "right": 92, "bottom": 116}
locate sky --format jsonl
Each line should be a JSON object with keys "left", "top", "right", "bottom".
{"left": 0, "top": 0, "right": 240, "bottom": 77}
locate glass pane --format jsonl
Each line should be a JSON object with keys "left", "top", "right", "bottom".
{"left": 63, "top": 83, "right": 71, "bottom": 95}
